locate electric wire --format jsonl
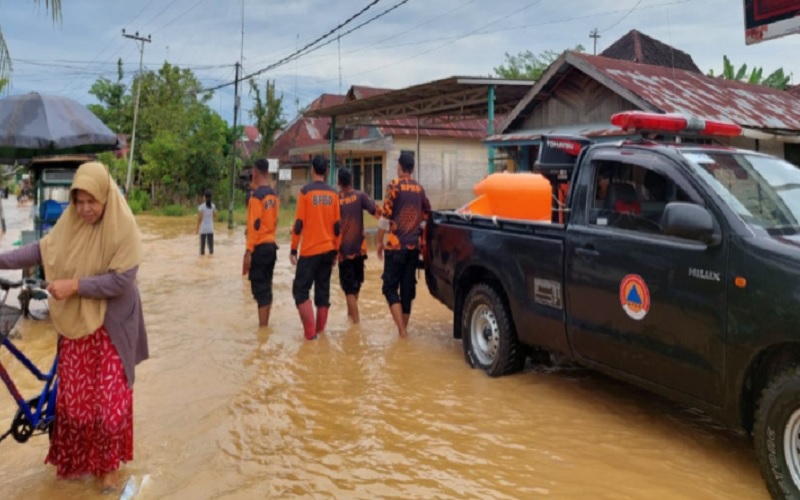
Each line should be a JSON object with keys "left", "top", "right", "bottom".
{"left": 600, "top": 0, "right": 644, "bottom": 32}
{"left": 202, "top": 0, "right": 387, "bottom": 92}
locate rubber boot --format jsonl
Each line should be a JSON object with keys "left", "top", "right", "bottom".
{"left": 297, "top": 301, "right": 316, "bottom": 340}
{"left": 315, "top": 306, "right": 329, "bottom": 334}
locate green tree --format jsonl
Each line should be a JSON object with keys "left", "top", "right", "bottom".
{"left": 87, "top": 59, "right": 131, "bottom": 133}
{"left": 249, "top": 79, "right": 287, "bottom": 156}
{"left": 0, "top": 77, "right": 7, "bottom": 94}
{"left": 223, "top": 124, "right": 244, "bottom": 159}
{"left": 494, "top": 45, "right": 585, "bottom": 80}
{"left": 708, "top": 55, "right": 791, "bottom": 90}
{"left": 122, "top": 62, "right": 225, "bottom": 204}
{"left": 1, "top": 0, "right": 61, "bottom": 78}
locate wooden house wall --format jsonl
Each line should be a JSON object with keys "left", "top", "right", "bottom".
{"left": 521, "top": 70, "right": 638, "bottom": 130}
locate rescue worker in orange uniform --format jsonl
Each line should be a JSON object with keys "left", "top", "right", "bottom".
{"left": 377, "top": 152, "right": 431, "bottom": 338}
{"left": 242, "top": 158, "right": 279, "bottom": 327}
{"left": 337, "top": 167, "right": 381, "bottom": 323}
{"left": 291, "top": 155, "right": 341, "bottom": 340}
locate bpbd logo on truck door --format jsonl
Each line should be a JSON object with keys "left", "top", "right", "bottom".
{"left": 619, "top": 274, "right": 650, "bottom": 320}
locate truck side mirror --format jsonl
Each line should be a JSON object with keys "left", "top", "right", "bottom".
{"left": 661, "top": 202, "right": 719, "bottom": 245}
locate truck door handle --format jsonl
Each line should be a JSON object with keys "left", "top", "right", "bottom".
{"left": 576, "top": 245, "right": 599, "bottom": 258}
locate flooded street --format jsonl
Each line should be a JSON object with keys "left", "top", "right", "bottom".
{"left": 0, "top": 199, "right": 770, "bottom": 499}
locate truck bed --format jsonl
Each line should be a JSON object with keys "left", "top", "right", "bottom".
{"left": 425, "top": 210, "right": 571, "bottom": 355}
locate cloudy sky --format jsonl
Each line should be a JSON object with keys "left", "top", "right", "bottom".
{"left": 2, "top": 0, "right": 799, "bottom": 124}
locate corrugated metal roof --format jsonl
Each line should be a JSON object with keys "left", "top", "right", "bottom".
{"left": 375, "top": 117, "right": 502, "bottom": 139}
{"left": 485, "top": 123, "right": 624, "bottom": 145}
{"left": 599, "top": 29, "right": 702, "bottom": 74}
{"left": 348, "top": 86, "right": 393, "bottom": 100}
{"left": 572, "top": 52, "right": 800, "bottom": 131}
{"left": 268, "top": 94, "right": 346, "bottom": 163}
{"left": 306, "top": 76, "right": 533, "bottom": 123}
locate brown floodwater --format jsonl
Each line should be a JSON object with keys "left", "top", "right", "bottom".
{"left": 0, "top": 199, "right": 770, "bottom": 499}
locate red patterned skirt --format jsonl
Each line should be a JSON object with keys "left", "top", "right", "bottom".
{"left": 45, "top": 327, "right": 133, "bottom": 478}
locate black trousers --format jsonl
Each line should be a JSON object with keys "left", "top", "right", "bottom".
{"left": 249, "top": 243, "right": 277, "bottom": 307}
{"left": 200, "top": 233, "right": 214, "bottom": 255}
{"left": 338, "top": 256, "right": 366, "bottom": 295}
{"left": 381, "top": 249, "right": 418, "bottom": 314}
{"left": 292, "top": 251, "right": 337, "bottom": 307}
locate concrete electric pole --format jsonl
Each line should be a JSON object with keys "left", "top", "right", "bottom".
{"left": 590, "top": 29, "right": 601, "bottom": 55}
{"left": 228, "top": 62, "right": 241, "bottom": 230}
{"left": 122, "top": 29, "right": 151, "bottom": 197}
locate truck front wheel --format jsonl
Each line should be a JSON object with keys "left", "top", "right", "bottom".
{"left": 461, "top": 283, "right": 525, "bottom": 377}
{"left": 754, "top": 366, "right": 800, "bottom": 498}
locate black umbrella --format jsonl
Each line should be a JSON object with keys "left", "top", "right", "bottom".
{"left": 0, "top": 92, "right": 121, "bottom": 160}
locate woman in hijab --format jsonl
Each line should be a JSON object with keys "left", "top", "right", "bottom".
{"left": 0, "top": 162, "right": 148, "bottom": 493}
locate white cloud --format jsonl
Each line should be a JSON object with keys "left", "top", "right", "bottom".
{"left": 1, "top": 0, "right": 798, "bottom": 124}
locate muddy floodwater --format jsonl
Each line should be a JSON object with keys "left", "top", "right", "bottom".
{"left": 0, "top": 199, "right": 771, "bottom": 499}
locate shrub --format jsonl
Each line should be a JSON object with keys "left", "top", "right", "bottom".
{"left": 128, "top": 199, "right": 144, "bottom": 215}
{"left": 127, "top": 189, "right": 152, "bottom": 212}
{"left": 161, "top": 204, "right": 187, "bottom": 217}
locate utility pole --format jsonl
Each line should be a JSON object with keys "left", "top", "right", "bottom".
{"left": 228, "top": 62, "right": 241, "bottom": 230}
{"left": 590, "top": 28, "right": 601, "bottom": 55}
{"left": 122, "top": 29, "right": 151, "bottom": 197}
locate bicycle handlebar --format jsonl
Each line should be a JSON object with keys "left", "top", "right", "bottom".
{"left": 0, "top": 277, "right": 49, "bottom": 293}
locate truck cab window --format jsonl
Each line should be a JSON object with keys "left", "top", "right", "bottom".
{"left": 589, "top": 160, "right": 691, "bottom": 234}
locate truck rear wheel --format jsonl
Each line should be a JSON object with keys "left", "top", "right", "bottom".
{"left": 461, "top": 283, "right": 525, "bottom": 377}
{"left": 754, "top": 366, "right": 800, "bottom": 498}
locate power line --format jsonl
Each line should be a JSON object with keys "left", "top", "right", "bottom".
{"left": 323, "top": 0, "right": 543, "bottom": 83}
{"left": 291, "top": 0, "right": 411, "bottom": 59}
{"left": 600, "top": 0, "right": 644, "bottom": 33}
{"left": 56, "top": 2, "right": 167, "bottom": 96}
{"left": 202, "top": 0, "right": 387, "bottom": 92}
{"left": 138, "top": 0, "right": 184, "bottom": 32}
{"left": 343, "top": 0, "right": 478, "bottom": 58}
{"left": 128, "top": 0, "right": 158, "bottom": 27}
{"left": 11, "top": 57, "right": 229, "bottom": 72}
{"left": 243, "top": 0, "right": 412, "bottom": 79}
{"left": 151, "top": 0, "right": 209, "bottom": 35}
{"left": 309, "top": 0, "right": 691, "bottom": 84}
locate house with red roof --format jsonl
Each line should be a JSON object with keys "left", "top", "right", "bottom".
{"left": 265, "top": 93, "right": 346, "bottom": 197}
{"left": 489, "top": 33, "right": 800, "bottom": 169}
{"left": 235, "top": 125, "right": 263, "bottom": 161}
{"left": 287, "top": 85, "right": 505, "bottom": 208}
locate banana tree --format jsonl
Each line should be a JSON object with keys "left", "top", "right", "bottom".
{"left": 709, "top": 55, "right": 791, "bottom": 90}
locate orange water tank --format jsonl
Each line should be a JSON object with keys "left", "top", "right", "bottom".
{"left": 457, "top": 172, "right": 553, "bottom": 222}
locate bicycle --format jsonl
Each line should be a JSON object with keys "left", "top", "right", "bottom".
{"left": 0, "top": 277, "right": 56, "bottom": 444}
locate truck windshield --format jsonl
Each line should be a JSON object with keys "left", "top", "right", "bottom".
{"left": 681, "top": 150, "right": 800, "bottom": 234}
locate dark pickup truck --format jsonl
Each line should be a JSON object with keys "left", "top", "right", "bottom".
{"left": 424, "top": 113, "right": 800, "bottom": 497}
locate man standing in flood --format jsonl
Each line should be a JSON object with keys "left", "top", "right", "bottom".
{"left": 243, "top": 158, "right": 279, "bottom": 327}
{"left": 337, "top": 167, "right": 381, "bottom": 324}
{"left": 377, "top": 152, "right": 431, "bottom": 338}
{"left": 291, "top": 155, "right": 341, "bottom": 340}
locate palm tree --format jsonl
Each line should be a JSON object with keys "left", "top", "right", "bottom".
{"left": 0, "top": 0, "right": 62, "bottom": 78}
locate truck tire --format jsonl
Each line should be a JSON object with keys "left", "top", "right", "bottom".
{"left": 754, "top": 366, "right": 800, "bottom": 499}
{"left": 461, "top": 283, "right": 525, "bottom": 377}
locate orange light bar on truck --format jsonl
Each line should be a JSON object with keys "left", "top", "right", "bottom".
{"left": 610, "top": 111, "right": 743, "bottom": 137}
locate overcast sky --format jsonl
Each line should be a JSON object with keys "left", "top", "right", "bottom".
{"left": 2, "top": 0, "right": 799, "bottom": 124}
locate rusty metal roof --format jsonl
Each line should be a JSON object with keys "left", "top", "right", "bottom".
{"left": 268, "top": 94, "right": 346, "bottom": 165}
{"left": 304, "top": 76, "right": 533, "bottom": 125}
{"left": 574, "top": 52, "right": 800, "bottom": 130}
{"left": 485, "top": 123, "right": 625, "bottom": 145}
{"left": 502, "top": 51, "right": 800, "bottom": 134}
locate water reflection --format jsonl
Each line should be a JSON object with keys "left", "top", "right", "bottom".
{"left": 0, "top": 201, "right": 767, "bottom": 499}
